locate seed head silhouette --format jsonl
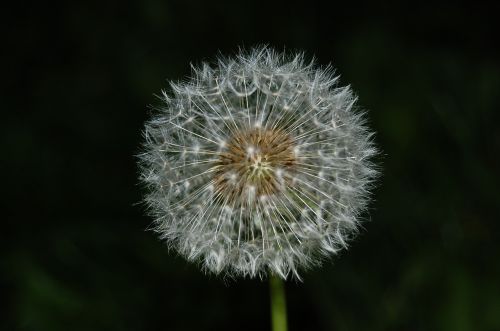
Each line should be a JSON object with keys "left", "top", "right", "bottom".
{"left": 139, "top": 46, "right": 379, "bottom": 279}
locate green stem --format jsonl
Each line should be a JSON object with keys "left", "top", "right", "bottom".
{"left": 269, "top": 274, "right": 288, "bottom": 331}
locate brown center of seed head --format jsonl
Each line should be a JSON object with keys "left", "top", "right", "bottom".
{"left": 214, "top": 127, "right": 296, "bottom": 205}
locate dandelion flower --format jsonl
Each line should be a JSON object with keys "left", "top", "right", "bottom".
{"left": 139, "top": 46, "right": 378, "bottom": 279}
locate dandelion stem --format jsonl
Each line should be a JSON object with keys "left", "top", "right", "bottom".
{"left": 269, "top": 274, "right": 288, "bottom": 331}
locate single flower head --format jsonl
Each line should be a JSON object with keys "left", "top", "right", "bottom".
{"left": 139, "top": 46, "right": 378, "bottom": 279}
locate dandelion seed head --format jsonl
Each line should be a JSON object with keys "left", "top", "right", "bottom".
{"left": 139, "top": 46, "right": 379, "bottom": 279}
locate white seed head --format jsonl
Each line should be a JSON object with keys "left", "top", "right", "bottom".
{"left": 138, "top": 46, "right": 379, "bottom": 279}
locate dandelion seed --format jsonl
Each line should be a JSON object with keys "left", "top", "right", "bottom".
{"left": 138, "top": 46, "right": 378, "bottom": 279}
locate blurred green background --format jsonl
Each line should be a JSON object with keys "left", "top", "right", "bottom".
{"left": 3, "top": 1, "right": 500, "bottom": 330}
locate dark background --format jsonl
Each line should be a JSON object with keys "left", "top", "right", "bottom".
{"left": 3, "top": 1, "right": 500, "bottom": 330}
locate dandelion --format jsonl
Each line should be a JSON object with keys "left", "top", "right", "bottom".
{"left": 138, "top": 46, "right": 378, "bottom": 281}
